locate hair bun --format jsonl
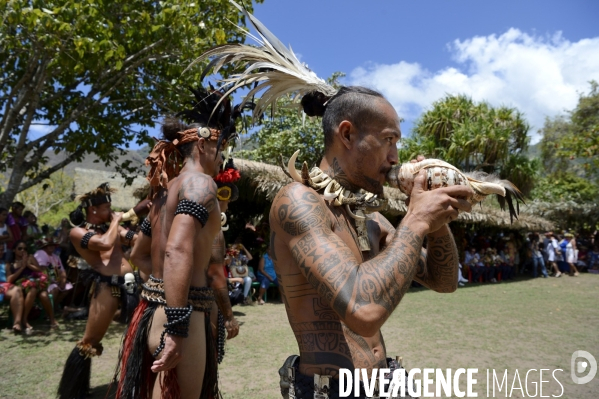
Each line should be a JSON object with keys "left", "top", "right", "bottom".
{"left": 301, "top": 91, "right": 329, "bottom": 117}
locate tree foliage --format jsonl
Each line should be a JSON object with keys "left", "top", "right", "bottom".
{"left": 13, "top": 170, "right": 75, "bottom": 218}
{"left": 539, "top": 81, "right": 599, "bottom": 183}
{"left": 0, "top": 0, "right": 263, "bottom": 207}
{"left": 530, "top": 172, "right": 599, "bottom": 204}
{"left": 400, "top": 95, "right": 537, "bottom": 195}
{"left": 238, "top": 73, "right": 345, "bottom": 167}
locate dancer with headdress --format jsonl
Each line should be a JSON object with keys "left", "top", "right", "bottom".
{"left": 114, "top": 85, "right": 250, "bottom": 399}
{"left": 58, "top": 183, "right": 141, "bottom": 399}
{"left": 208, "top": 158, "right": 241, "bottom": 364}
{"left": 193, "top": 2, "right": 531, "bottom": 397}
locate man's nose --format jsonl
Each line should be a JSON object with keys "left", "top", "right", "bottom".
{"left": 388, "top": 146, "right": 399, "bottom": 165}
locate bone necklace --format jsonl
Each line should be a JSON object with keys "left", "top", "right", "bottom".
{"left": 286, "top": 150, "right": 386, "bottom": 252}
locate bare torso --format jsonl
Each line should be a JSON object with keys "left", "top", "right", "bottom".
{"left": 272, "top": 185, "right": 391, "bottom": 377}
{"left": 70, "top": 226, "right": 132, "bottom": 276}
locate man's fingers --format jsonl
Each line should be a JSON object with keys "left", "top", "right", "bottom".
{"left": 436, "top": 184, "right": 474, "bottom": 199}
{"left": 412, "top": 170, "right": 428, "bottom": 192}
{"left": 446, "top": 197, "right": 472, "bottom": 213}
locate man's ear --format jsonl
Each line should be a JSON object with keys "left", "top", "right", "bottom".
{"left": 337, "top": 120, "right": 355, "bottom": 150}
{"left": 196, "top": 137, "right": 206, "bottom": 154}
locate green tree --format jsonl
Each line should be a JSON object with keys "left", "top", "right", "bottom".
{"left": 401, "top": 94, "right": 537, "bottom": 195}
{"left": 12, "top": 170, "right": 74, "bottom": 221}
{"left": 0, "top": 0, "right": 263, "bottom": 208}
{"left": 239, "top": 73, "right": 345, "bottom": 167}
{"left": 539, "top": 81, "right": 599, "bottom": 183}
{"left": 239, "top": 99, "right": 324, "bottom": 167}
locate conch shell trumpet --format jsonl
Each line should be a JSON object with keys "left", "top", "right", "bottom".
{"left": 387, "top": 159, "right": 524, "bottom": 223}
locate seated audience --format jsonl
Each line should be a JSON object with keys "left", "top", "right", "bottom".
{"left": 34, "top": 238, "right": 73, "bottom": 312}
{"left": 226, "top": 243, "right": 254, "bottom": 305}
{"left": 0, "top": 243, "right": 24, "bottom": 333}
{"left": 6, "top": 240, "right": 58, "bottom": 333}
{"left": 465, "top": 247, "right": 483, "bottom": 282}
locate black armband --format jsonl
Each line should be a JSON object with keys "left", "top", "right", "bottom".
{"left": 140, "top": 218, "right": 151, "bottom": 237}
{"left": 125, "top": 230, "right": 135, "bottom": 242}
{"left": 174, "top": 199, "right": 209, "bottom": 227}
{"left": 80, "top": 232, "right": 97, "bottom": 249}
{"left": 153, "top": 305, "right": 193, "bottom": 358}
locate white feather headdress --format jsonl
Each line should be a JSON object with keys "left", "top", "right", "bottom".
{"left": 186, "top": 0, "right": 337, "bottom": 119}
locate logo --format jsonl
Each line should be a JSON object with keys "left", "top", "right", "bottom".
{"left": 571, "top": 350, "right": 597, "bottom": 385}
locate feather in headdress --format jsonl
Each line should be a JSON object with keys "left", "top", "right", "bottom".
{"left": 75, "top": 182, "right": 117, "bottom": 207}
{"left": 186, "top": 0, "right": 337, "bottom": 119}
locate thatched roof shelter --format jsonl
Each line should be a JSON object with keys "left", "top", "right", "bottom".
{"left": 233, "top": 158, "right": 555, "bottom": 232}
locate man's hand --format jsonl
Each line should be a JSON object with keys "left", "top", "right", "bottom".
{"left": 406, "top": 170, "right": 473, "bottom": 234}
{"left": 225, "top": 317, "right": 240, "bottom": 339}
{"left": 110, "top": 211, "right": 123, "bottom": 223}
{"left": 151, "top": 334, "right": 183, "bottom": 373}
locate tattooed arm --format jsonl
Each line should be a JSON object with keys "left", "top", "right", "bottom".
{"left": 207, "top": 231, "right": 239, "bottom": 339}
{"left": 421, "top": 225, "right": 459, "bottom": 292}
{"left": 375, "top": 213, "right": 459, "bottom": 293}
{"left": 271, "top": 182, "right": 427, "bottom": 337}
{"left": 271, "top": 173, "right": 471, "bottom": 337}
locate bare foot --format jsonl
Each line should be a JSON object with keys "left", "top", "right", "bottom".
{"left": 12, "top": 324, "right": 22, "bottom": 334}
{"left": 50, "top": 321, "right": 60, "bottom": 329}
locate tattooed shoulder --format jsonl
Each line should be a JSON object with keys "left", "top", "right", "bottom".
{"left": 271, "top": 182, "right": 330, "bottom": 237}
{"left": 177, "top": 173, "right": 217, "bottom": 213}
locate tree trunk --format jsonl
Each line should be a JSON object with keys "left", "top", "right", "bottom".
{"left": 0, "top": 157, "right": 29, "bottom": 209}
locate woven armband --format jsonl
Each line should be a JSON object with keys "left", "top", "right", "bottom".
{"left": 125, "top": 230, "right": 135, "bottom": 242}
{"left": 174, "top": 199, "right": 209, "bottom": 227}
{"left": 140, "top": 218, "right": 152, "bottom": 237}
{"left": 80, "top": 232, "right": 97, "bottom": 249}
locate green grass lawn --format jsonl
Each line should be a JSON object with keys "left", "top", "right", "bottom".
{"left": 1, "top": 274, "right": 597, "bottom": 398}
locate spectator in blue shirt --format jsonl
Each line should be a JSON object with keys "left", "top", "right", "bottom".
{"left": 256, "top": 246, "right": 281, "bottom": 305}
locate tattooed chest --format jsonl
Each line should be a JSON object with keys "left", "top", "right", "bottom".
{"left": 329, "top": 208, "right": 381, "bottom": 261}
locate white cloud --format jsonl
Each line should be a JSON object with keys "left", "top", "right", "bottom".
{"left": 349, "top": 29, "right": 599, "bottom": 143}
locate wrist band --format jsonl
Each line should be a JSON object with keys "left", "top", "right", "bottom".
{"left": 153, "top": 305, "right": 193, "bottom": 357}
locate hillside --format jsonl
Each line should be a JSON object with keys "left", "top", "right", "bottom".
{"left": 44, "top": 146, "right": 149, "bottom": 174}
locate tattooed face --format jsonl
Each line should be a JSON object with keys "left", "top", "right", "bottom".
{"left": 352, "top": 100, "right": 401, "bottom": 194}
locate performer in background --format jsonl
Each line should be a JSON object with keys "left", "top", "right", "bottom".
{"left": 58, "top": 183, "right": 141, "bottom": 399}
{"left": 208, "top": 159, "right": 241, "bottom": 364}
{"left": 197, "top": 4, "right": 474, "bottom": 397}
{"left": 115, "top": 85, "right": 250, "bottom": 399}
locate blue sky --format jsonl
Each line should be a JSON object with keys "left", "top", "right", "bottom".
{"left": 239, "top": 0, "right": 599, "bottom": 143}
{"left": 29, "top": 0, "right": 599, "bottom": 148}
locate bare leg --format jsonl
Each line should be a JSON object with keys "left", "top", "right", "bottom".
{"left": 38, "top": 290, "right": 57, "bottom": 327}
{"left": 81, "top": 284, "right": 120, "bottom": 346}
{"left": 6, "top": 286, "right": 24, "bottom": 331}
{"left": 23, "top": 287, "right": 38, "bottom": 329}
{"left": 258, "top": 287, "right": 266, "bottom": 304}
{"left": 569, "top": 263, "right": 579, "bottom": 275}
{"left": 150, "top": 308, "right": 207, "bottom": 399}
